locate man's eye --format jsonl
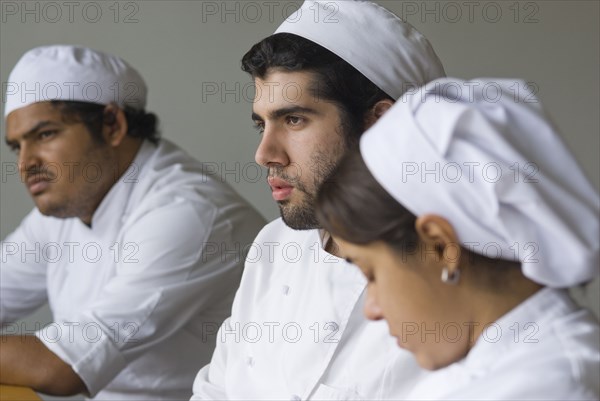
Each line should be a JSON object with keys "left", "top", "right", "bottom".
{"left": 253, "top": 121, "right": 265, "bottom": 134}
{"left": 286, "top": 116, "right": 304, "bottom": 126}
{"left": 8, "top": 144, "right": 20, "bottom": 154}
{"left": 38, "top": 130, "right": 57, "bottom": 139}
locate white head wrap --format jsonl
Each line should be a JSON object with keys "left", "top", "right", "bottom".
{"left": 360, "top": 78, "right": 600, "bottom": 287}
{"left": 4, "top": 45, "right": 147, "bottom": 117}
{"left": 275, "top": 0, "right": 445, "bottom": 100}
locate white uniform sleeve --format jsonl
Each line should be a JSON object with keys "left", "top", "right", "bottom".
{"left": 190, "top": 318, "right": 231, "bottom": 400}
{"left": 1, "top": 209, "right": 48, "bottom": 325}
{"left": 34, "top": 199, "right": 241, "bottom": 397}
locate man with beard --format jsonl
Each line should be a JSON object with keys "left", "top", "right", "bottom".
{"left": 0, "top": 45, "right": 265, "bottom": 399}
{"left": 192, "top": 1, "right": 446, "bottom": 399}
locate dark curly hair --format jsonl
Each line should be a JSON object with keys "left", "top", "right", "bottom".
{"left": 241, "top": 33, "right": 392, "bottom": 143}
{"left": 50, "top": 101, "right": 160, "bottom": 144}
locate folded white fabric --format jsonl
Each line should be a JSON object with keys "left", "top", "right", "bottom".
{"left": 276, "top": 0, "right": 445, "bottom": 100}
{"left": 5, "top": 45, "right": 147, "bottom": 116}
{"left": 361, "top": 78, "right": 599, "bottom": 287}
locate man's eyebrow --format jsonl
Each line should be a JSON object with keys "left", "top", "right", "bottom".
{"left": 6, "top": 120, "right": 55, "bottom": 145}
{"left": 252, "top": 106, "right": 321, "bottom": 122}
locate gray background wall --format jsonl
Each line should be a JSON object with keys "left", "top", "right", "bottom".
{"left": 1, "top": 1, "right": 598, "bottom": 398}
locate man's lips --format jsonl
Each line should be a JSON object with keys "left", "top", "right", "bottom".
{"left": 26, "top": 176, "right": 51, "bottom": 195}
{"left": 268, "top": 177, "right": 294, "bottom": 201}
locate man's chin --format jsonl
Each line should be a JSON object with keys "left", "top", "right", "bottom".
{"left": 35, "top": 202, "right": 70, "bottom": 219}
{"left": 279, "top": 204, "right": 320, "bottom": 231}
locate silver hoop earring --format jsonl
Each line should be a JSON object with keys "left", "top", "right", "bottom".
{"left": 441, "top": 267, "right": 460, "bottom": 284}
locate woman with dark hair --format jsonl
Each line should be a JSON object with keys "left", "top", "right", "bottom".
{"left": 316, "top": 78, "right": 600, "bottom": 400}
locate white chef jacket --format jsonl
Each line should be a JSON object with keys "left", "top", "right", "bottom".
{"left": 0, "top": 139, "right": 266, "bottom": 400}
{"left": 192, "top": 218, "right": 427, "bottom": 400}
{"left": 405, "top": 288, "right": 600, "bottom": 400}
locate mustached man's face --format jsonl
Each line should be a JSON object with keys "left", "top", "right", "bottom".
{"left": 252, "top": 70, "right": 348, "bottom": 230}
{"left": 5, "top": 101, "right": 116, "bottom": 224}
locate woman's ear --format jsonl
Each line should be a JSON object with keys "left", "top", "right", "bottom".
{"left": 102, "top": 103, "right": 128, "bottom": 147}
{"left": 364, "top": 99, "right": 394, "bottom": 129}
{"left": 415, "top": 214, "right": 462, "bottom": 272}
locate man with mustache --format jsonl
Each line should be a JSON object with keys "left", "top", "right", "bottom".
{"left": 192, "top": 1, "right": 446, "bottom": 399}
{"left": 0, "top": 45, "right": 265, "bottom": 399}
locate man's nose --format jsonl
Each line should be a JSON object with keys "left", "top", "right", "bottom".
{"left": 255, "top": 125, "right": 289, "bottom": 168}
{"left": 18, "top": 143, "right": 41, "bottom": 175}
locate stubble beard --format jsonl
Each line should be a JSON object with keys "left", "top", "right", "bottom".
{"left": 278, "top": 193, "right": 319, "bottom": 230}
{"left": 277, "top": 145, "right": 345, "bottom": 231}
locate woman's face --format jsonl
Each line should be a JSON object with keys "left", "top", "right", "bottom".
{"left": 335, "top": 237, "right": 473, "bottom": 370}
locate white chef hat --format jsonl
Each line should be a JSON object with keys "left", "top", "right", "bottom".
{"left": 360, "top": 78, "right": 600, "bottom": 287}
{"left": 4, "top": 45, "right": 147, "bottom": 117}
{"left": 275, "top": 0, "right": 445, "bottom": 100}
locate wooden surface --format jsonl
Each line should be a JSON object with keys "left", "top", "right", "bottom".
{"left": 0, "top": 385, "right": 41, "bottom": 401}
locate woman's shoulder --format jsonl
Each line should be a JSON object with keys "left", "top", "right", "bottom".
{"left": 476, "top": 305, "right": 599, "bottom": 400}
{"left": 414, "top": 292, "right": 600, "bottom": 400}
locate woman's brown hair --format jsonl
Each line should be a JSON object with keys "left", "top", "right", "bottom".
{"left": 316, "top": 149, "right": 419, "bottom": 253}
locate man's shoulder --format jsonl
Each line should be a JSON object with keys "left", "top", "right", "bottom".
{"left": 142, "top": 138, "right": 205, "bottom": 181}
{"left": 131, "top": 139, "right": 248, "bottom": 210}
{"left": 121, "top": 140, "right": 264, "bottom": 240}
